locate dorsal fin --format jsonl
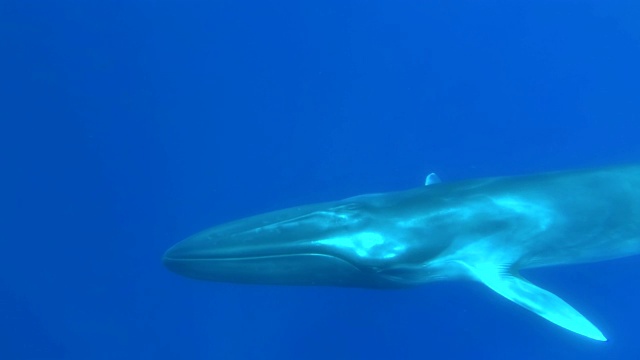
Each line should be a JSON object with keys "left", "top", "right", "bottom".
{"left": 425, "top": 173, "right": 441, "bottom": 186}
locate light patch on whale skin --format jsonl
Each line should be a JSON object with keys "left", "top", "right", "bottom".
{"left": 317, "top": 232, "right": 405, "bottom": 259}
{"left": 490, "top": 195, "right": 554, "bottom": 231}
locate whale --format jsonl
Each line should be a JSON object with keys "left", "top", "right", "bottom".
{"left": 163, "top": 164, "right": 640, "bottom": 341}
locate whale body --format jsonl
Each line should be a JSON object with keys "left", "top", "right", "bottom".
{"left": 163, "top": 164, "right": 640, "bottom": 341}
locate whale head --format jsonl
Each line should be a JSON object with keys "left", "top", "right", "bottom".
{"left": 163, "top": 193, "right": 444, "bottom": 287}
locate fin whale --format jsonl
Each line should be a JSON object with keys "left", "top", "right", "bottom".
{"left": 164, "top": 164, "right": 640, "bottom": 341}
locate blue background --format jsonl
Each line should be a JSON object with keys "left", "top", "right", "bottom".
{"left": 2, "top": 1, "right": 640, "bottom": 359}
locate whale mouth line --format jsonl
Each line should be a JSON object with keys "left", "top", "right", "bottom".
{"left": 164, "top": 253, "right": 334, "bottom": 262}
{"left": 163, "top": 252, "right": 368, "bottom": 276}
{"left": 162, "top": 252, "right": 362, "bottom": 270}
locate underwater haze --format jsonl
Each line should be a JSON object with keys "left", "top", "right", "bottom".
{"left": 2, "top": 1, "right": 640, "bottom": 359}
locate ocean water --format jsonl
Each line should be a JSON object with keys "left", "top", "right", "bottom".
{"left": 2, "top": 1, "right": 640, "bottom": 359}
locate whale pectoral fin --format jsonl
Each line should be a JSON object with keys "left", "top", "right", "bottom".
{"left": 477, "top": 270, "right": 606, "bottom": 341}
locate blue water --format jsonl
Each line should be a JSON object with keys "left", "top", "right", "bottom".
{"left": 2, "top": 1, "right": 640, "bottom": 359}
